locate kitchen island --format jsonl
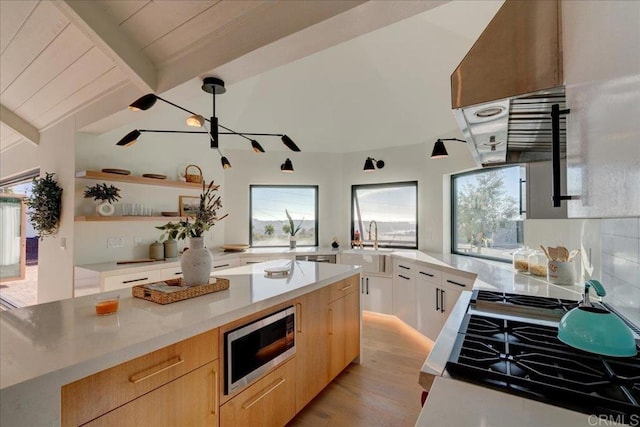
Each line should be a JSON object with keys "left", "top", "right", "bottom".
{"left": 0, "top": 260, "right": 361, "bottom": 426}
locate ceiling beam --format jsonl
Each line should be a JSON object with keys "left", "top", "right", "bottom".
{"left": 0, "top": 104, "right": 39, "bottom": 146}
{"left": 53, "top": 0, "right": 157, "bottom": 93}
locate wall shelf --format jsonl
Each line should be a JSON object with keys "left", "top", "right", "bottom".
{"left": 75, "top": 170, "right": 217, "bottom": 190}
{"left": 75, "top": 216, "right": 185, "bottom": 222}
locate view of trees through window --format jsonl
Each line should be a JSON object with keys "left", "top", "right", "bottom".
{"left": 452, "top": 166, "right": 524, "bottom": 261}
{"left": 352, "top": 182, "right": 417, "bottom": 249}
{"left": 250, "top": 185, "right": 318, "bottom": 247}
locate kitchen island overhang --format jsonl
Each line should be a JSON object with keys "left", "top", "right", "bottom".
{"left": 0, "top": 260, "right": 361, "bottom": 427}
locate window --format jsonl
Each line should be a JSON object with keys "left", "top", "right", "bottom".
{"left": 352, "top": 181, "right": 417, "bottom": 249}
{"left": 451, "top": 166, "right": 524, "bottom": 262}
{"left": 250, "top": 185, "right": 318, "bottom": 247}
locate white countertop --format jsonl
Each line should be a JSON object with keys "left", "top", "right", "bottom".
{"left": 416, "top": 377, "right": 588, "bottom": 427}
{"left": 0, "top": 260, "right": 359, "bottom": 426}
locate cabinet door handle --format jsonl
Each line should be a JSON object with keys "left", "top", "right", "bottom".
{"left": 241, "top": 377, "right": 286, "bottom": 410}
{"left": 435, "top": 288, "right": 440, "bottom": 312}
{"left": 440, "top": 289, "right": 445, "bottom": 313}
{"left": 296, "top": 302, "right": 302, "bottom": 333}
{"left": 419, "top": 271, "right": 434, "bottom": 277}
{"left": 446, "top": 279, "right": 466, "bottom": 288}
{"left": 122, "top": 277, "right": 149, "bottom": 284}
{"left": 328, "top": 308, "right": 333, "bottom": 335}
{"left": 129, "top": 356, "right": 184, "bottom": 383}
{"left": 213, "top": 264, "right": 229, "bottom": 269}
{"left": 398, "top": 274, "right": 410, "bottom": 280}
{"left": 211, "top": 367, "right": 218, "bottom": 415}
{"left": 366, "top": 277, "right": 369, "bottom": 295}
{"left": 339, "top": 284, "right": 352, "bottom": 292}
{"left": 361, "top": 277, "right": 364, "bottom": 294}
{"left": 399, "top": 264, "right": 410, "bottom": 270}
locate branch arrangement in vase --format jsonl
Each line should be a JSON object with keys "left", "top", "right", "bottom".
{"left": 157, "top": 180, "right": 228, "bottom": 240}
{"left": 83, "top": 183, "right": 121, "bottom": 203}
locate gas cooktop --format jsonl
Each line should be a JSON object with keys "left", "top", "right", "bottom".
{"left": 446, "top": 313, "right": 640, "bottom": 422}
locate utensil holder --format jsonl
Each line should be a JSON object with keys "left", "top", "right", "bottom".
{"left": 548, "top": 260, "right": 576, "bottom": 285}
{"left": 184, "top": 164, "right": 203, "bottom": 183}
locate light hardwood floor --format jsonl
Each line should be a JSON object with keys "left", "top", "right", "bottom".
{"left": 288, "top": 312, "right": 433, "bottom": 427}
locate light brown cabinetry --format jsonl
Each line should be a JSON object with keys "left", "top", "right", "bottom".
{"left": 327, "top": 277, "right": 360, "bottom": 381}
{"left": 61, "top": 329, "right": 218, "bottom": 426}
{"left": 85, "top": 362, "right": 219, "bottom": 427}
{"left": 220, "top": 358, "right": 296, "bottom": 427}
{"left": 294, "top": 287, "right": 329, "bottom": 412}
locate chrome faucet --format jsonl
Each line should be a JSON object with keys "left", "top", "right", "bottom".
{"left": 368, "top": 220, "right": 378, "bottom": 250}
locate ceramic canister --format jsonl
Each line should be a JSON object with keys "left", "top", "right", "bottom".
{"left": 149, "top": 241, "right": 164, "bottom": 260}
{"left": 548, "top": 260, "right": 576, "bottom": 285}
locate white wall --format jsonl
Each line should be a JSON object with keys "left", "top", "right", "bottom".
{"left": 37, "top": 117, "right": 76, "bottom": 303}
{"left": 600, "top": 217, "right": 640, "bottom": 326}
{"left": 74, "top": 130, "right": 226, "bottom": 264}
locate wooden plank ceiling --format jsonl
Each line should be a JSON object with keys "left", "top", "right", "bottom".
{"left": 0, "top": 0, "right": 366, "bottom": 153}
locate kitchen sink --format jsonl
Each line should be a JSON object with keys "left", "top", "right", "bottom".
{"left": 340, "top": 250, "right": 393, "bottom": 274}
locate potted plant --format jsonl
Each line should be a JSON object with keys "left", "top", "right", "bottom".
{"left": 157, "top": 180, "right": 228, "bottom": 285}
{"left": 284, "top": 209, "right": 303, "bottom": 249}
{"left": 26, "top": 172, "right": 63, "bottom": 240}
{"left": 84, "top": 183, "right": 121, "bottom": 216}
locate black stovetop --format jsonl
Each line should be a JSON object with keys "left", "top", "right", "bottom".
{"left": 446, "top": 314, "right": 640, "bottom": 421}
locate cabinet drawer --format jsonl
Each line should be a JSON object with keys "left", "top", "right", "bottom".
{"left": 160, "top": 266, "right": 184, "bottom": 280}
{"left": 61, "top": 329, "right": 218, "bottom": 427}
{"left": 85, "top": 361, "right": 219, "bottom": 427}
{"left": 394, "top": 259, "right": 415, "bottom": 274}
{"left": 441, "top": 271, "right": 476, "bottom": 290}
{"left": 416, "top": 264, "right": 442, "bottom": 285}
{"left": 328, "top": 274, "right": 358, "bottom": 302}
{"left": 103, "top": 270, "right": 162, "bottom": 291}
{"left": 212, "top": 258, "right": 240, "bottom": 270}
{"left": 221, "top": 358, "right": 296, "bottom": 427}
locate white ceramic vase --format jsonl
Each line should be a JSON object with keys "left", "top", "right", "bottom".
{"left": 96, "top": 201, "right": 115, "bottom": 216}
{"left": 181, "top": 237, "right": 212, "bottom": 286}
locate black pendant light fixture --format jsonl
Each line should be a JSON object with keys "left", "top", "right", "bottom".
{"left": 363, "top": 157, "right": 385, "bottom": 171}
{"left": 280, "top": 158, "right": 294, "bottom": 173}
{"left": 430, "top": 138, "right": 466, "bottom": 159}
{"left": 118, "top": 77, "right": 301, "bottom": 169}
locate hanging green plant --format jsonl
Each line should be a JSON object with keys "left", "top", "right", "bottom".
{"left": 26, "top": 172, "right": 63, "bottom": 240}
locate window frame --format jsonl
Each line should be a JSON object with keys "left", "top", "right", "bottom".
{"left": 450, "top": 166, "right": 524, "bottom": 263}
{"left": 249, "top": 184, "right": 319, "bottom": 248}
{"left": 351, "top": 181, "right": 418, "bottom": 250}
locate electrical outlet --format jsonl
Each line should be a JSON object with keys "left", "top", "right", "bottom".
{"left": 134, "top": 237, "right": 144, "bottom": 247}
{"left": 107, "top": 237, "right": 125, "bottom": 248}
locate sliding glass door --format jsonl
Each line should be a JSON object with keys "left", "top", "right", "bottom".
{"left": 0, "top": 195, "right": 26, "bottom": 282}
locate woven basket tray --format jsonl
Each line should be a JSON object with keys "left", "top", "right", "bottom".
{"left": 132, "top": 277, "right": 229, "bottom": 305}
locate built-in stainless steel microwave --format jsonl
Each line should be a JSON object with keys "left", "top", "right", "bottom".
{"left": 224, "top": 306, "right": 296, "bottom": 394}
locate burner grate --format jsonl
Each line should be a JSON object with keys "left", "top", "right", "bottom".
{"left": 447, "top": 314, "right": 640, "bottom": 421}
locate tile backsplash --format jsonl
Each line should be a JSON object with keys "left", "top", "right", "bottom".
{"left": 600, "top": 217, "right": 640, "bottom": 326}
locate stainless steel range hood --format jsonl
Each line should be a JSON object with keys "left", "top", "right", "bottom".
{"left": 451, "top": 0, "right": 565, "bottom": 167}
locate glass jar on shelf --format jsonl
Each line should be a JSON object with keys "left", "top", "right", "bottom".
{"left": 513, "top": 246, "right": 532, "bottom": 273}
{"left": 528, "top": 249, "right": 548, "bottom": 277}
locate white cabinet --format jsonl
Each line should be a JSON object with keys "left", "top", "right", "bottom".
{"left": 212, "top": 258, "right": 240, "bottom": 271}
{"left": 526, "top": 161, "right": 567, "bottom": 219}
{"left": 103, "top": 270, "right": 162, "bottom": 292}
{"left": 392, "top": 259, "right": 418, "bottom": 328}
{"left": 562, "top": 1, "right": 640, "bottom": 218}
{"left": 415, "top": 267, "right": 474, "bottom": 341}
{"left": 360, "top": 275, "right": 392, "bottom": 314}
